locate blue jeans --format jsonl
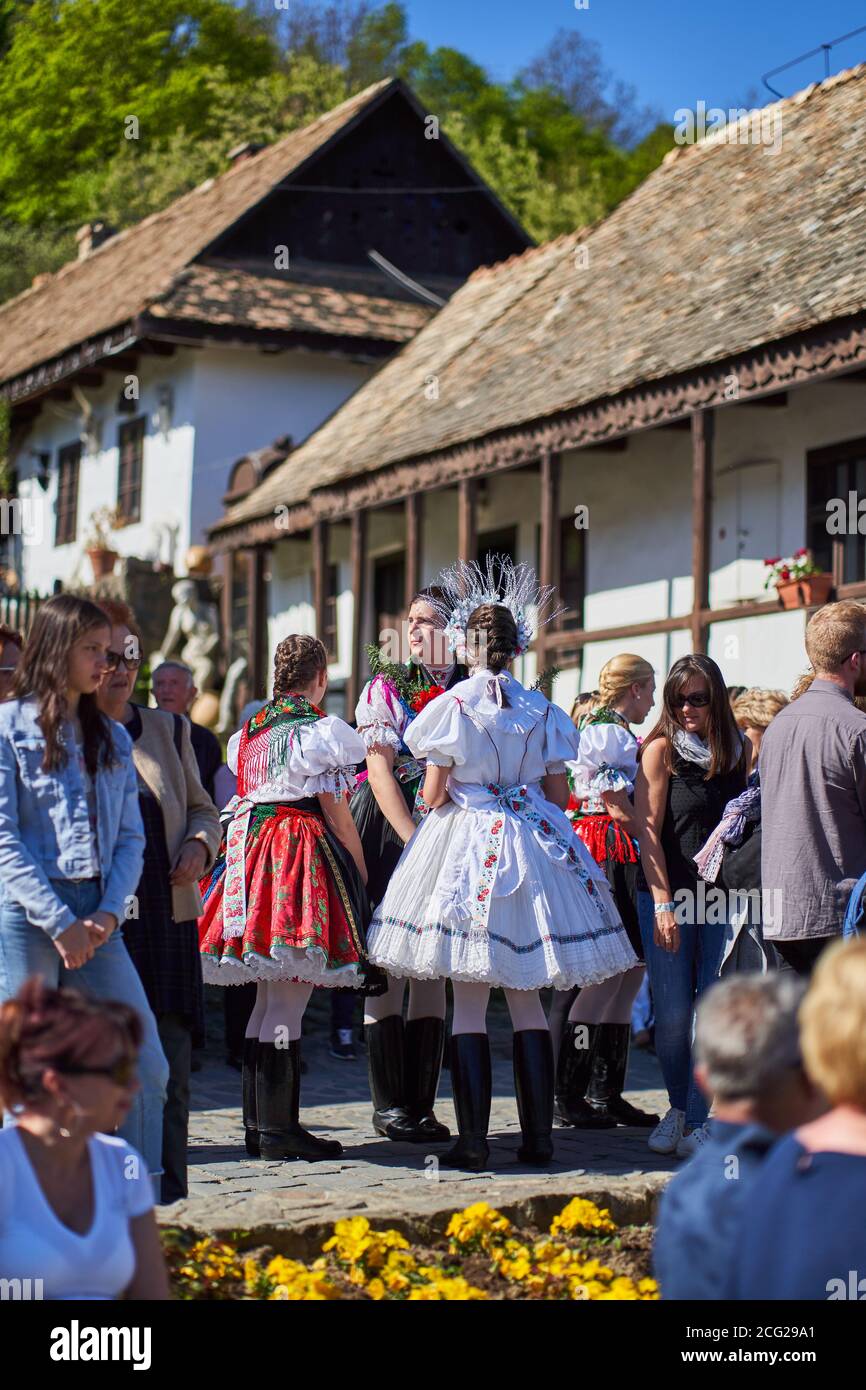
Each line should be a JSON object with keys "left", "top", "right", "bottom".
{"left": 638, "top": 890, "right": 725, "bottom": 1127}
{"left": 0, "top": 879, "right": 169, "bottom": 1180}
{"left": 631, "top": 971, "right": 654, "bottom": 1034}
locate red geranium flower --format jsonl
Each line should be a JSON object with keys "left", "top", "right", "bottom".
{"left": 410, "top": 684, "right": 445, "bottom": 713}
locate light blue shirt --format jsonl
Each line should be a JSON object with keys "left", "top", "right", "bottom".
{"left": 0, "top": 697, "right": 145, "bottom": 938}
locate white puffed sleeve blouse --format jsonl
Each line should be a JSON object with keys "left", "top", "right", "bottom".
{"left": 567, "top": 721, "right": 638, "bottom": 802}
{"left": 354, "top": 676, "right": 410, "bottom": 754}
{"left": 227, "top": 716, "right": 364, "bottom": 803}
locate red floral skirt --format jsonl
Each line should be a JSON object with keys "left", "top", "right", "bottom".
{"left": 573, "top": 812, "right": 639, "bottom": 866}
{"left": 198, "top": 803, "right": 364, "bottom": 987}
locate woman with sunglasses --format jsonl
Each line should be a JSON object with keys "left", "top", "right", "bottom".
{"left": 0, "top": 976, "right": 169, "bottom": 1299}
{"left": 634, "top": 654, "right": 749, "bottom": 1158}
{"left": 95, "top": 600, "right": 220, "bottom": 1204}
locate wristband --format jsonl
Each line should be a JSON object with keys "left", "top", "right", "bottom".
{"left": 653, "top": 901, "right": 677, "bottom": 915}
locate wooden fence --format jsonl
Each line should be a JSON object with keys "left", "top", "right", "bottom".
{"left": 0, "top": 590, "right": 47, "bottom": 637}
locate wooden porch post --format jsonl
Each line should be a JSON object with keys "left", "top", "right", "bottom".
{"left": 311, "top": 520, "right": 328, "bottom": 644}
{"left": 404, "top": 492, "right": 423, "bottom": 608}
{"left": 458, "top": 478, "right": 477, "bottom": 565}
{"left": 347, "top": 509, "right": 368, "bottom": 714}
{"left": 247, "top": 547, "right": 267, "bottom": 698}
{"left": 220, "top": 551, "right": 234, "bottom": 664}
{"left": 691, "top": 409, "right": 714, "bottom": 654}
{"left": 537, "top": 451, "right": 561, "bottom": 686}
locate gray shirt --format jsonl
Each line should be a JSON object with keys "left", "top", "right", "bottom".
{"left": 759, "top": 679, "right": 866, "bottom": 939}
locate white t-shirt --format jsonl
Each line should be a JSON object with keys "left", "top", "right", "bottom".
{"left": 0, "top": 1128, "right": 153, "bottom": 1299}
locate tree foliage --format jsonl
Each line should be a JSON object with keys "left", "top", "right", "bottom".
{"left": 0, "top": 0, "right": 275, "bottom": 222}
{"left": 0, "top": 0, "right": 673, "bottom": 306}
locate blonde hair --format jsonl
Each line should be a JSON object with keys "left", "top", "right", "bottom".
{"left": 598, "top": 653, "right": 655, "bottom": 708}
{"left": 732, "top": 687, "right": 789, "bottom": 731}
{"left": 570, "top": 690, "right": 600, "bottom": 728}
{"left": 804, "top": 601, "right": 866, "bottom": 674}
{"left": 799, "top": 938, "right": 866, "bottom": 1109}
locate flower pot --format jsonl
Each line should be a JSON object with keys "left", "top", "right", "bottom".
{"left": 87, "top": 547, "right": 118, "bottom": 580}
{"left": 775, "top": 573, "right": 833, "bottom": 610}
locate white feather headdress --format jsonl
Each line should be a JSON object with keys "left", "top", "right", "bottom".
{"left": 429, "top": 553, "right": 562, "bottom": 660}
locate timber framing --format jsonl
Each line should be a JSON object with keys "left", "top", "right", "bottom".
{"left": 134, "top": 313, "right": 401, "bottom": 363}
{"left": 209, "top": 311, "right": 866, "bottom": 551}
{"left": 0, "top": 321, "right": 141, "bottom": 406}
{"left": 0, "top": 306, "right": 402, "bottom": 412}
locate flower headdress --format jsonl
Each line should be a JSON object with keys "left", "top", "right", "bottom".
{"left": 429, "top": 554, "right": 562, "bottom": 661}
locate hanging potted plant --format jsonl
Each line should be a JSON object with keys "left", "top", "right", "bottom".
{"left": 763, "top": 549, "right": 833, "bottom": 610}
{"left": 84, "top": 505, "right": 125, "bottom": 580}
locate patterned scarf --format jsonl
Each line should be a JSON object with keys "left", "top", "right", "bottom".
{"left": 694, "top": 775, "right": 762, "bottom": 883}
{"left": 237, "top": 693, "right": 324, "bottom": 797}
{"left": 672, "top": 727, "right": 713, "bottom": 769}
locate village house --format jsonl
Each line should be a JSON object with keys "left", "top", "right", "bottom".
{"left": 209, "top": 65, "right": 866, "bottom": 721}
{"left": 0, "top": 79, "right": 530, "bottom": 604}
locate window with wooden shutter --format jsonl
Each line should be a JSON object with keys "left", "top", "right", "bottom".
{"left": 807, "top": 435, "right": 866, "bottom": 587}
{"left": 117, "top": 417, "right": 145, "bottom": 523}
{"left": 55, "top": 442, "right": 81, "bottom": 546}
{"left": 558, "top": 514, "right": 586, "bottom": 628}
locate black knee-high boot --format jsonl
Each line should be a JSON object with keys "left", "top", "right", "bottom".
{"left": 513, "top": 1029, "right": 555, "bottom": 1166}
{"left": 554, "top": 1021, "right": 617, "bottom": 1128}
{"left": 242, "top": 1036, "right": 260, "bottom": 1157}
{"left": 366, "top": 1015, "right": 416, "bottom": 1140}
{"left": 257, "top": 1040, "right": 343, "bottom": 1161}
{"left": 404, "top": 1017, "right": 450, "bottom": 1143}
{"left": 440, "top": 1033, "right": 492, "bottom": 1171}
{"left": 585, "top": 1023, "right": 659, "bottom": 1127}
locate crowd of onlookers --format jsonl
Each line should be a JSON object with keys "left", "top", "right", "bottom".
{"left": 1, "top": 596, "right": 866, "bottom": 1300}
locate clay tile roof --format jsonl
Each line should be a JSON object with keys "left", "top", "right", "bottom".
{"left": 0, "top": 78, "right": 396, "bottom": 386}
{"left": 216, "top": 64, "right": 866, "bottom": 533}
{"left": 149, "top": 265, "right": 433, "bottom": 342}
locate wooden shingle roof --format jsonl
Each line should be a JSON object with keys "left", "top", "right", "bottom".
{"left": 149, "top": 266, "right": 433, "bottom": 343}
{"left": 0, "top": 79, "right": 397, "bottom": 387}
{"left": 216, "top": 65, "right": 866, "bottom": 535}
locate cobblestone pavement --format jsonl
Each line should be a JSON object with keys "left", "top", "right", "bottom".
{"left": 166, "top": 990, "right": 678, "bottom": 1245}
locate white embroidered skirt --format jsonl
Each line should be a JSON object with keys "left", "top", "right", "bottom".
{"left": 367, "top": 801, "right": 639, "bottom": 990}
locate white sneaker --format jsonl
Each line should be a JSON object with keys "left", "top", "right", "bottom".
{"left": 647, "top": 1107, "right": 686, "bottom": 1154}
{"left": 676, "top": 1123, "right": 711, "bottom": 1158}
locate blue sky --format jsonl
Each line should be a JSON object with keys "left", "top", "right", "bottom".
{"left": 402, "top": 0, "right": 866, "bottom": 121}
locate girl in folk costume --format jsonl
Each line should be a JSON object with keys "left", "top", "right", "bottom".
{"left": 367, "top": 558, "right": 639, "bottom": 1170}
{"left": 351, "top": 588, "right": 465, "bottom": 1144}
{"left": 199, "top": 636, "right": 371, "bottom": 1162}
{"left": 556, "top": 653, "right": 659, "bottom": 1130}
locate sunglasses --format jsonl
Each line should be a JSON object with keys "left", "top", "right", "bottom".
{"left": 105, "top": 650, "right": 142, "bottom": 672}
{"left": 60, "top": 1057, "right": 137, "bottom": 1086}
{"left": 671, "top": 692, "right": 711, "bottom": 709}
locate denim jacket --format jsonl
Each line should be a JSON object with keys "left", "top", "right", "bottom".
{"left": 0, "top": 697, "right": 145, "bottom": 939}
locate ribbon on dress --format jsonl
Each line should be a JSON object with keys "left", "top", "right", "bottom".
{"left": 394, "top": 756, "right": 432, "bottom": 821}
{"left": 445, "top": 780, "right": 603, "bottom": 934}
{"left": 221, "top": 797, "right": 254, "bottom": 939}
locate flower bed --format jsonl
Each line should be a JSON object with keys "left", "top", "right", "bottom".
{"left": 162, "top": 1198, "right": 659, "bottom": 1301}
